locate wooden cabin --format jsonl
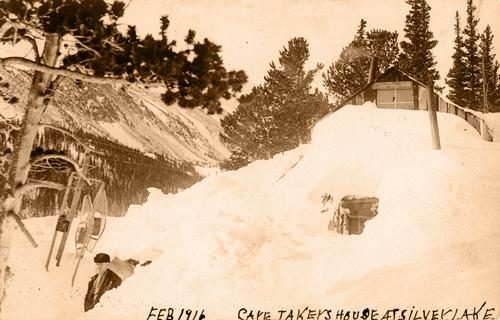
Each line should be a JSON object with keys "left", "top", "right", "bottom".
{"left": 338, "top": 67, "right": 493, "bottom": 141}
{"left": 341, "top": 67, "right": 436, "bottom": 111}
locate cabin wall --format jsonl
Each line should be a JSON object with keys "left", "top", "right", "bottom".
{"left": 418, "top": 84, "right": 428, "bottom": 110}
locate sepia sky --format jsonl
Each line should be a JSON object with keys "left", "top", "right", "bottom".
{"left": 120, "top": 0, "right": 500, "bottom": 91}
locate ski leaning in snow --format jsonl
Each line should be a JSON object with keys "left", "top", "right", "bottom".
{"left": 54, "top": 155, "right": 90, "bottom": 267}
{"left": 86, "top": 185, "right": 108, "bottom": 253}
{"left": 72, "top": 184, "right": 108, "bottom": 286}
{"left": 45, "top": 174, "right": 75, "bottom": 271}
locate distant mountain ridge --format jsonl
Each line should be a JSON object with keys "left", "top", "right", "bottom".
{"left": 0, "top": 66, "right": 230, "bottom": 165}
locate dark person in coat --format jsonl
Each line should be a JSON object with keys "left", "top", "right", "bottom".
{"left": 84, "top": 253, "right": 122, "bottom": 312}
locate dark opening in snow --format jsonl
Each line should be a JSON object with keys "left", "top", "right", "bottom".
{"left": 328, "top": 196, "right": 379, "bottom": 235}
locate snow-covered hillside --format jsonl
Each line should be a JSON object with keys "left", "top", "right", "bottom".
{"left": 4, "top": 104, "right": 500, "bottom": 320}
{"left": 0, "top": 66, "right": 230, "bottom": 164}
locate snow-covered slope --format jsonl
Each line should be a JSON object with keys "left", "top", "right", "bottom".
{"left": 5, "top": 104, "right": 500, "bottom": 320}
{"left": 0, "top": 66, "right": 230, "bottom": 164}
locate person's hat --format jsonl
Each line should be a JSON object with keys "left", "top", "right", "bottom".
{"left": 94, "top": 253, "right": 110, "bottom": 263}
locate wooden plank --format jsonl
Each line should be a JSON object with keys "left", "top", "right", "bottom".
{"left": 457, "top": 108, "right": 466, "bottom": 119}
{"left": 467, "top": 113, "right": 475, "bottom": 126}
{"left": 438, "top": 97, "right": 446, "bottom": 112}
{"left": 413, "top": 82, "right": 419, "bottom": 110}
{"left": 448, "top": 104, "right": 455, "bottom": 114}
{"left": 418, "top": 85, "right": 428, "bottom": 110}
{"left": 372, "top": 81, "right": 412, "bottom": 90}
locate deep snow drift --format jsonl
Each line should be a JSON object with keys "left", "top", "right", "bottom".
{"left": 4, "top": 104, "right": 500, "bottom": 320}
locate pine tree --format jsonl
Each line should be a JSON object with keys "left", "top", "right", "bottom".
{"left": 446, "top": 12, "right": 468, "bottom": 107}
{"left": 264, "top": 38, "right": 329, "bottom": 148}
{"left": 462, "top": 0, "right": 482, "bottom": 109}
{"left": 222, "top": 38, "right": 330, "bottom": 168}
{"left": 162, "top": 37, "right": 247, "bottom": 114}
{"left": 323, "top": 20, "right": 399, "bottom": 102}
{"left": 497, "top": 76, "right": 500, "bottom": 111}
{"left": 366, "top": 29, "right": 400, "bottom": 72}
{"left": 354, "top": 19, "right": 368, "bottom": 46}
{"left": 160, "top": 15, "right": 170, "bottom": 42}
{"left": 104, "top": 17, "right": 248, "bottom": 114}
{"left": 479, "top": 25, "right": 499, "bottom": 112}
{"left": 399, "top": 0, "right": 439, "bottom": 84}
{"left": 221, "top": 86, "right": 277, "bottom": 168}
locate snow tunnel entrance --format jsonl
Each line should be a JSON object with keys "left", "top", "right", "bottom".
{"left": 329, "top": 196, "right": 379, "bottom": 235}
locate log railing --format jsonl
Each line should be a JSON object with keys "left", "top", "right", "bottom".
{"left": 435, "top": 94, "right": 493, "bottom": 141}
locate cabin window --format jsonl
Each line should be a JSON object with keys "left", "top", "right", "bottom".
{"left": 377, "top": 88, "right": 414, "bottom": 109}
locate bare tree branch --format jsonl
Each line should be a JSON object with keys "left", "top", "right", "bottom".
{"left": 0, "top": 57, "right": 128, "bottom": 85}
{"left": 38, "top": 123, "right": 88, "bottom": 150}
{"left": 26, "top": 167, "right": 47, "bottom": 173}
{"left": 67, "top": 58, "right": 97, "bottom": 68}
{"left": 6, "top": 211, "right": 38, "bottom": 248}
{"left": 31, "top": 162, "right": 68, "bottom": 170}
{"left": 0, "top": 114, "right": 21, "bottom": 128}
{"left": 0, "top": 20, "right": 41, "bottom": 44}
{"left": 13, "top": 180, "right": 65, "bottom": 198}
{"left": 72, "top": 38, "right": 102, "bottom": 58}
{"left": 102, "top": 31, "right": 125, "bottom": 52}
{"left": 123, "top": 0, "right": 134, "bottom": 12}
{"left": 38, "top": 123, "right": 104, "bottom": 155}
{"left": 29, "top": 154, "right": 91, "bottom": 185}
{"left": 47, "top": 75, "right": 64, "bottom": 97}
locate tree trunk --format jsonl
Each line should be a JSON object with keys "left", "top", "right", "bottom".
{"left": 0, "top": 33, "right": 60, "bottom": 312}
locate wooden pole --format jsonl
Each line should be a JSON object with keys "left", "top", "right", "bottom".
{"left": 426, "top": 81, "right": 441, "bottom": 150}
{"left": 367, "top": 56, "right": 378, "bottom": 84}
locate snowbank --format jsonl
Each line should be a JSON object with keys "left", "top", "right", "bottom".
{"left": 484, "top": 112, "right": 500, "bottom": 142}
{"left": 5, "top": 104, "right": 500, "bottom": 320}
